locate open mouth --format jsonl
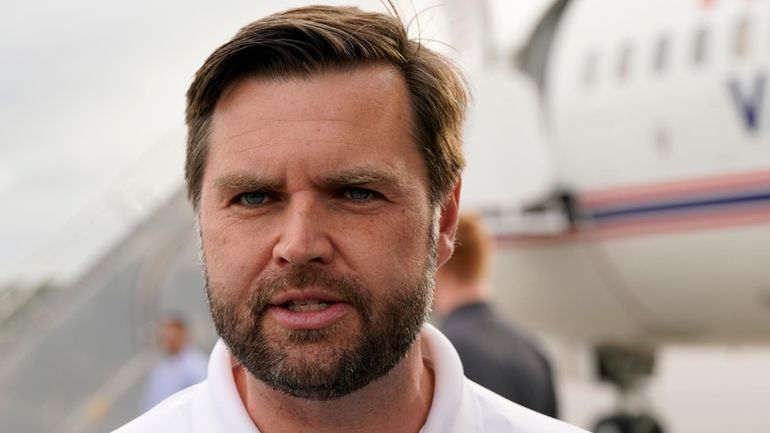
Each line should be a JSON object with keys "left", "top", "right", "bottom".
{"left": 267, "top": 291, "right": 350, "bottom": 329}
{"left": 268, "top": 293, "right": 344, "bottom": 329}
{"left": 282, "top": 300, "right": 336, "bottom": 312}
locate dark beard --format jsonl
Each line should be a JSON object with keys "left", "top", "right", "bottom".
{"left": 205, "top": 262, "right": 435, "bottom": 401}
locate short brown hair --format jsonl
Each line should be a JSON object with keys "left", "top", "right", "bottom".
{"left": 444, "top": 213, "right": 490, "bottom": 284}
{"left": 184, "top": 5, "right": 468, "bottom": 210}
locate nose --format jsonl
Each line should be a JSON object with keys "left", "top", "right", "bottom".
{"left": 273, "top": 195, "right": 333, "bottom": 266}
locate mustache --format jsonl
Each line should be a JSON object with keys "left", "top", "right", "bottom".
{"left": 249, "top": 265, "right": 372, "bottom": 317}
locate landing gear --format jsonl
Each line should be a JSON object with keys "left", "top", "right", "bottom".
{"left": 591, "top": 344, "right": 666, "bottom": 433}
{"left": 594, "top": 413, "right": 664, "bottom": 433}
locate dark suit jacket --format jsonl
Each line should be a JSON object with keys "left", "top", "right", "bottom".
{"left": 441, "top": 302, "right": 559, "bottom": 418}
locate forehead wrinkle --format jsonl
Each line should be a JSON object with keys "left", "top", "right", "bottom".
{"left": 221, "top": 117, "right": 380, "bottom": 143}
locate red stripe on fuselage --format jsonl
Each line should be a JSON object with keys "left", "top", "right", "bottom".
{"left": 495, "top": 195, "right": 770, "bottom": 248}
{"left": 580, "top": 169, "right": 770, "bottom": 209}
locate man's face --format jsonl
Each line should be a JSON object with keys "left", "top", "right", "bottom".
{"left": 198, "top": 65, "right": 458, "bottom": 400}
{"left": 158, "top": 321, "right": 185, "bottom": 355}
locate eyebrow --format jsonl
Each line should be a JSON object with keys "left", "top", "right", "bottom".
{"left": 212, "top": 167, "right": 411, "bottom": 193}
{"left": 213, "top": 173, "right": 284, "bottom": 192}
{"left": 320, "top": 167, "right": 410, "bottom": 190}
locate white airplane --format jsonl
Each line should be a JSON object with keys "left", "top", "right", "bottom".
{"left": 459, "top": 0, "right": 770, "bottom": 431}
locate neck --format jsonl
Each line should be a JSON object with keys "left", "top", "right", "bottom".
{"left": 434, "top": 276, "right": 488, "bottom": 317}
{"left": 233, "top": 334, "right": 434, "bottom": 433}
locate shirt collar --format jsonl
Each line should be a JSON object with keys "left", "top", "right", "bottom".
{"left": 419, "top": 323, "right": 477, "bottom": 433}
{"left": 194, "top": 339, "right": 259, "bottom": 433}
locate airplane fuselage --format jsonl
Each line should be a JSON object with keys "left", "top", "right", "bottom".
{"left": 489, "top": 0, "right": 770, "bottom": 346}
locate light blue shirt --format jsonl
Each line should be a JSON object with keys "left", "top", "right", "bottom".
{"left": 141, "top": 347, "right": 208, "bottom": 412}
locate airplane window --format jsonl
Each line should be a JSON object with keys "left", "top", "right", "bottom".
{"left": 693, "top": 27, "right": 709, "bottom": 65}
{"left": 583, "top": 51, "right": 598, "bottom": 86}
{"left": 654, "top": 36, "right": 669, "bottom": 72}
{"left": 617, "top": 43, "right": 632, "bottom": 80}
{"left": 734, "top": 19, "right": 751, "bottom": 58}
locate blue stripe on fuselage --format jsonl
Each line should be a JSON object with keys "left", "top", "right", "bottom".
{"left": 586, "top": 190, "right": 770, "bottom": 222}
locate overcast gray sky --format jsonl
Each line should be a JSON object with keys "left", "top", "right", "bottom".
{"left": 0, "top": 0, "right": 551, "bottom": 284}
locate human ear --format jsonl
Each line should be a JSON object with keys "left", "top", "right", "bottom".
{"left": 435, "top": 180, "right": 461, "bottom": 267}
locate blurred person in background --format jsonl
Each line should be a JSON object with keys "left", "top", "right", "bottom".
{"left": 434, "top": 213, "right": 559, "bottom": 418}
{"left": 140, "top": 313, "right": 207, "bottom": 412}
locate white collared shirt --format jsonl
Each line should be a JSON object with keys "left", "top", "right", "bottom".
{"left": 114, "top": 324, "right": 587, "bottom": 433}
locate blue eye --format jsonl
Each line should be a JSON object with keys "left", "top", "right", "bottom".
{"left": 345, "top": 188, "right": 373, "bottom": 201}
{"left": 239, "top": 192, "right": 268, "bottom": 206}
